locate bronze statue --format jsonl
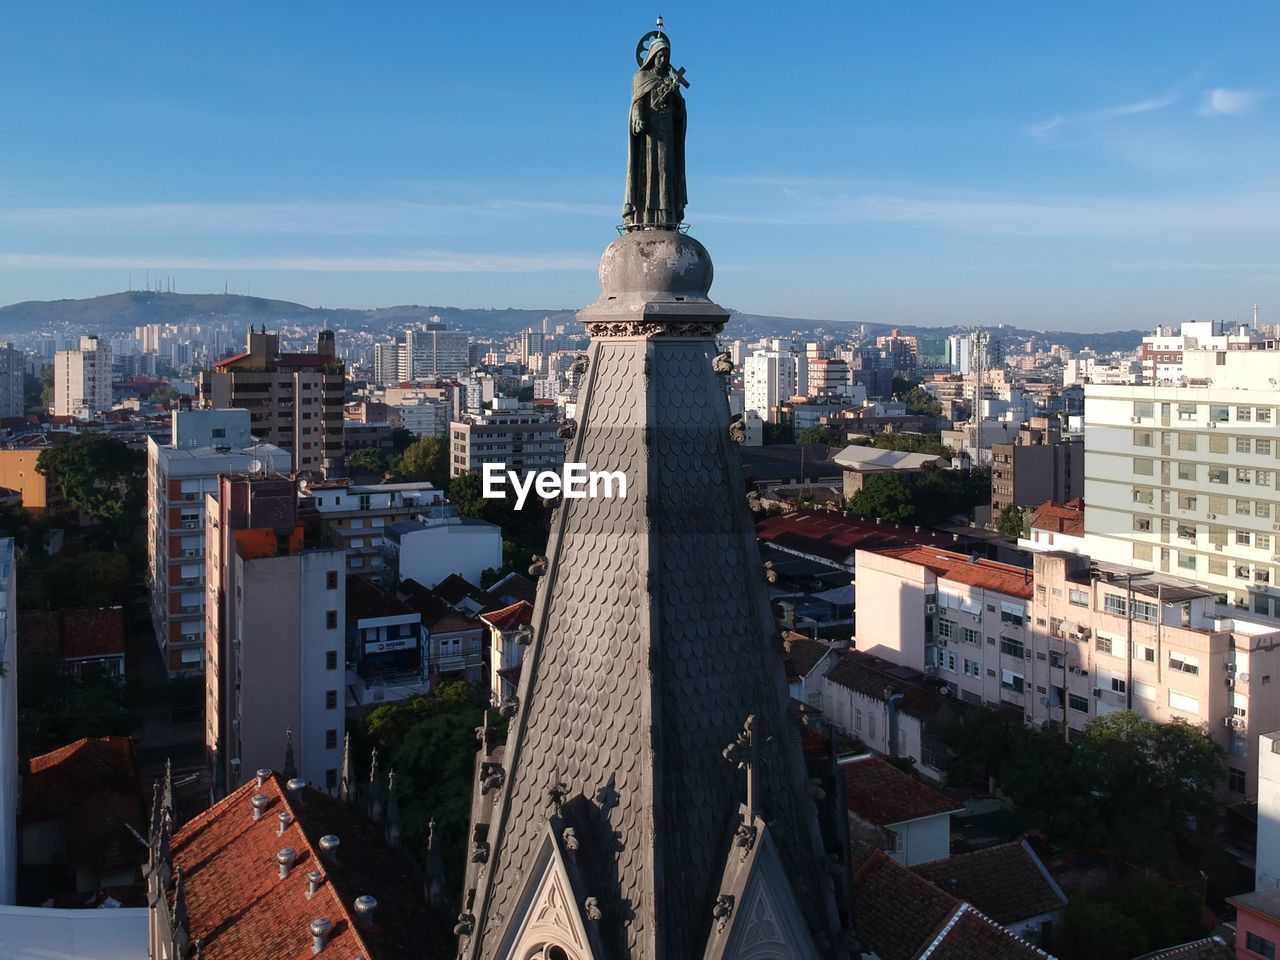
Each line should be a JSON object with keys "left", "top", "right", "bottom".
{"left": 623, "top": 21, "right": 688, "bottom": 229}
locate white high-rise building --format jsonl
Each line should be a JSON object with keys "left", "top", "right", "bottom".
{"left": 1084, "top": 347, "right": 1280, "bottom": 619}
{"left": 373, "top": 340, "right": 403, "bottom": 385}
{"left": 53, "top": 335, "right": 112, "bottom": 418}
{"left": 404, "top": 328, "right": 469, "bottom": 379}
{"left": 744, "top": 349, "right": 799, "bottom": 423}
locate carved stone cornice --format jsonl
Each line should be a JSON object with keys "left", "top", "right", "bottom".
{"left": 584, "top": 319, "right": 725, "bottom": 339}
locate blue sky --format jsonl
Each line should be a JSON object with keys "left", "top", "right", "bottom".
{"left": 3, "top": 2, "right": 1279, "bottom": 331}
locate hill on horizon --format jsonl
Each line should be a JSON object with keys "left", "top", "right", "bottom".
{"left": 0, "top": 290, "right": 1145, "bottom": 352}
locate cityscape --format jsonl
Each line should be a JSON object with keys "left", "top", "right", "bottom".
{"left": 4, "top": 7, "right": 1280, "bottom": 960}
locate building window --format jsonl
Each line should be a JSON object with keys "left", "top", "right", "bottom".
{"left": 1238, "top": 437, "right": 1253, "bottom": 454}
{"left": 1169, "top": 652, "right": 1199, "bottom": 675}
{"left": 937, "top": 619, "right": 954, "bottom": 640}
{"left": 1177, "top": 462, "right": 1196, "bottom": 481}
{"left": 1208, "top": 468, "right": 1228, "bottom": 485}
{"left": 326, "top": 610, "right": 338, "bottom": 629}
{"left": 1169, "top": 690, "right": 1199, "bottom": 714}
{"left": 1096, "top": 635, "right": 1113, "bottom": 655}
{"left": 1179, "top": 493, "right": 1197, "bottom": 510}
{"left": 1133, "top": 680, "right": 1156, "bottom": 701}
{"left": 1068, "top": 694, "right": 1089, "bottom": 713}
{"left": 325, "top": 729, "right": 338, "bottom": 749}
{"left": 1068, "top": 588, "right": 1088, "bottom": 607}
{"left": 1000, "top": 638, "right": 1026, "bottom": 659}
{"left": 963, "top": 658, "right": 981, "bottom": 678}
{"left": 326, "top": 689, "right": 338, "bottom": 709}
{"left": 1132, "top": 487, "right": 1154, "bottom": 504}
{"left": 1231, "top": 734, "right": 1248, "bottom": 758}
{"left": 1109, "top": 677, "right": 1126, "bottom": 694}
{"left": 1232, "top": 769, "right": 1251, "bottom": 797}
{"left": 326, "top": 768, "right": 338, "bottom": 789}
{"left": 1132, "top": 600, "right": 1157, "bottom": 623}
{"left": 326, "top": 650, "right": 338, "bottom": 670}
{"left": 1132, "top": 457, "right": 1153, "bottom": 476}
{"left": 963, "top": 627, "right": 980, "bottom": 645}
{"left": 1133, "top": 401, "right": 1153, "bottom": 419}
{"left": 1133, "top": 430, "right": 1153, "bottom": 447}
{"left": 1103, "top": 595, "right": 1127, "bottom": 617}
{"left": 1133, "top": 516, "right": 1152, "bottom": 533}
{"left": 1238, "top": 530, "right": 1253, "bottom": 546}
{"left": 1000, "top": 670, "right": 1025, "bottom": 694}
{"left": 1211, "top": 405, "right": 1229, "bottom": 422}
{"left": 327, "top": 570, "right": 338, "bottom": 589}
{"left": 1178, "top": 431, "right": 1197, "bottom": 449}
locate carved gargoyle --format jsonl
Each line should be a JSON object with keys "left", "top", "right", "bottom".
{"left": 498, "top": 696, "right": 519, "bottom": 718}
{"left": 729, "top": 418, "right": 746, "bottom": 444}
{"left": 528, "top": 556, "right": 547, "bottom": 578}
{"left": 557, "top": 418, "right": 578, "bottom": 442}
{"left": 746, "top": 490, "right": 763, "bottom": 513}
{"left": 571, "top": 354, "right": 589, "bottom": 378}
{"left": 453, "top": 913, "right": 475, "bottom": 937}
{"left": 514, "top": 624, "right": 533, "bottom": 645}
{"left": 712, "top": 350, "right": 734, "bottom": 375}
{"left": 585, "top": 897, "right": 602, "bottom": 922}
{"left": 712, "top": 894, "right": 734, "bottom": 932}
{"left": 470, "top": 840, "right": 490, "bottom": 864}
{"left": 763, "top": 560, "right": 778, "bottom": 584}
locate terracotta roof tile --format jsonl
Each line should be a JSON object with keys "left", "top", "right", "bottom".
{"left": 61, "top": 606, "right": 126, "bottom": 659}
{"left": 824, "top": 650, "right": 945, "bottom": 720}
{"left": 871, "top": 545, "right": 1035, "bottom": 600}
{"left": 25, "top": 736, "right": 138, "bottom": 815}
{"left": 842, "top": 756, "right": 963, "bottom": 826}
{"left": 1026, "top": 500, "right": 1085, "bottom": 538}
{"left": 1132, "top": 937, "right": 1233, "bottom": 960}
{"left": 479, "top": 600, "right": 533, "bottom": 632}
{"left": 346, "top": 575, "right": 415, "bottom": 623}
{"left": 912, "top": 840, "right": 1066, "bottom": 924}
{"left": 783, "top": 634, "right": 835, "bottom": 680}
{"left": 924, "top": 905, "right": 1053, "bottom": 960}
{"left": 755, "top": 511, "right": 968, "bottom": 566}
{"left": 171, "top": 772, "right": 451, "bottom": 960}
{"left": 850, "top": 850, "right": 961, "bottom": 960}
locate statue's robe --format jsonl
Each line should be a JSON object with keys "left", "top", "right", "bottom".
{"left": 624, "top": 67, "right": 687, "bottom": 227}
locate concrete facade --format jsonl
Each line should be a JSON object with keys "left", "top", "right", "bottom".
{"left": 301, "top": 478, "right": 443, "bottom": 576}
{"left": 146, "top": 409, "right": 289, "bottom": 676}
{"left": 53, "top": 335, "right": 112, "bottom": 418}
{"left": 448, "top": 406, "right": 564, "bottom": 479}
{"left": 382, "top": 516, "right": 502, "bottom": 587}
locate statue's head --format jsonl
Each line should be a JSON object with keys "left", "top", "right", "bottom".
{"left": 643, "top": 35, "right": 670, "bottom": 71}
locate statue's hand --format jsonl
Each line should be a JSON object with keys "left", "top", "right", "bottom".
{"left": 632, "top": 115, "right": 645, "bottom": 135}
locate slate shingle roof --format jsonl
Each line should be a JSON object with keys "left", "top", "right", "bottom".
{"left": 843, "top": 756, "right": 964, "bottom": 826}
{"left": 912, "top": 840, "right": 1067, "bottom": 924}
{"left": 170, "top": 771, "right": 452, "bottom": 960}
{"left": 465, "top": 336, "right": 833, "bottom": 957}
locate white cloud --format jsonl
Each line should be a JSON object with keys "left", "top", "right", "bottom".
{"left": 1199, "top": 87, "right": 1260, "bottom": 116}
{"left": 1029, "top": 92, "right": 1177, "bottom": 138}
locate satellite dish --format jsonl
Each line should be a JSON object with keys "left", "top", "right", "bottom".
{"left": 247, "top": 458, "right": 263, "bottom": 474}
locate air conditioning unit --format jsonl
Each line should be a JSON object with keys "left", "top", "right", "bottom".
{"left": 1092, "top": 688, "right": 1102, "bottom": 698}
{"left": 1130, "top": 416, "right": 1142, "bottom": 423}
{"left": 1240, "top": 672, "right": 1252, "bottom": 682}
{"left": 1207, "top": 513, "right": 1218, "bottom": 519}
{"left": 184, "top": 493, "right": 197, "bottom": 501}
{"left": 183, "top": 521, "right": 199, "bottom": 529}
{"left": 1069, "top": 666, "right": 1082, "bottom": 676}
{"left": 1226, "top": 678, "right": 1235, "bottom": 688}
{"left": 1039, "top": 696, "right": 1049, "bottom": 707}
{"left": 1208, "top": 422, "right": 1217, "bottom": 429}
{"left": 925, "top": 603, "right": 937, "bottom": 614}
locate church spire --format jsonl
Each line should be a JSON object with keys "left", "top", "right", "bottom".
{"left": 455, "top": 25, "right": 846, "bottom": 959}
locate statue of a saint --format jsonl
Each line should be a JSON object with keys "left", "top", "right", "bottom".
{"left": 623, "top": 32, "right": 687, "bottom": 229}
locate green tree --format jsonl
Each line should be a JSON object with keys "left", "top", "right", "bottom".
{"left": 360, "top": 681, "right": 487, "bottom": 889}
{"left": 389, "top": 427, "right": 415, "bottom": 456}
{"left": 393, "top": 436, "right": 450, "bottom": 488}
{"left": 348, "top": 447, "right": 389, "bottom": 476}
{"left": 847, "top": 472, "right": 918, "bottom": 523}
{"left": 995, "top": 504, "right": 1025, "bottom": 538}
{"left": 865, "top": 433, "right": 950, "bottom": 457}
{"left": 41, "top": 551, "right": 130, "bottom": 609}
{"left": 761, "top": 421, "right": 794, "bottom": 445}
{"left": 149, "top": 384, "right": 179, "bottom": 407}
{"left": 899, "top": 385, "right": 942, "bottom": 417}
{"left": 36, "top": 433, "right": 146, "bottom": 543}
{"left": 1055, "top": 898, "right": 1148, "bottom": 960}
{"left": 796, "top": 427, "right": 838, "bottom": 446}
{"left": 447, "top": 471, "right": 546, "bottom": 575}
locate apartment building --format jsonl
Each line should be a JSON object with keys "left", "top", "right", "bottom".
{"left": 299, "top": 478, "right": 444, "bottom": 575}
{"left": 199, "top": 328, "right": 345, "bottom": 477}
{"left": 744, "top": 347, "right": 799, "bottom": 423}
{"left": 855, "top": 541, "right": 1280, "bottom": 799}
{"left": 1032, "top": 551, "right": 1280, "bottom": 800}
{"left": 1140, "top": 319, "right": 1265, "bottom": 383}
{"left": 853, "top": 546, "right": 1035, "bottom": 711}
{"left": 0, "top": 345, "right": 24, "bottom": 419}
{"left": 205, "top": 474, "right": 345, "bottom": 794}
{"left": 1084, "top": 347, "right": 1280, "bottom": 619}
{"left": 404, "top": 327, "right": 468, "bottom": 379}
{"left": 448, "top": 402, "right": 564, "bottom": 479}
{"left": 990, "top": 418, "right": 1083, "bottom": 517}
{"left": 53, "top": 335, "right": 112, "bottom": 418}
{"left": 147, "top": 408, "right": 289, "bottom": 676}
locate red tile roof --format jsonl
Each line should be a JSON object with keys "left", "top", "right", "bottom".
{"left": 843, "top": 756, "right": 963, "bottom": 826}
{"left": 171, "top": 772, "right": 451, "bottom": 960}
{"left": 62, "top": 606, "right": 126, "bottom": 659}
{"left": 480, "top": 600, "right": 533, "bottom": 632}
{"left": 871, "top": 545, "right": 1034, "bottom": 600}
{"left": 1026, "top": 500, "right": 1085, "bottom": 538}
{"left": 783, "top": 634, "right": 835, "bottom": 681}
{"left": 824, "top": 650, "right": 946, "bottom": 721}
{"left": 851, "top": 851, "right": 1049, "bottom": 960}
{"left": 346, "top": 575, "right": 416, "bottom": 623}
{"left": 1133, "top": 938, "right": 1233, "bottom": 960}
{"left": 851, "top": 850, "right": 961, "bottom": 960}
{"left": 755, "top": 512, "right": 967, "bottom": 566}
{"left": 912, "top": 840, "right": 1066, "bottom": 924}
{"left": 925, "top": 905, "right": 1053, "bottom": 960}
{"left": 24, "top": 737, "right": 144, "bottom": 875}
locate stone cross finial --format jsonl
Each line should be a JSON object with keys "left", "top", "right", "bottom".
{"left": 723, "top": 714, "right": 774, "bottom": 824}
